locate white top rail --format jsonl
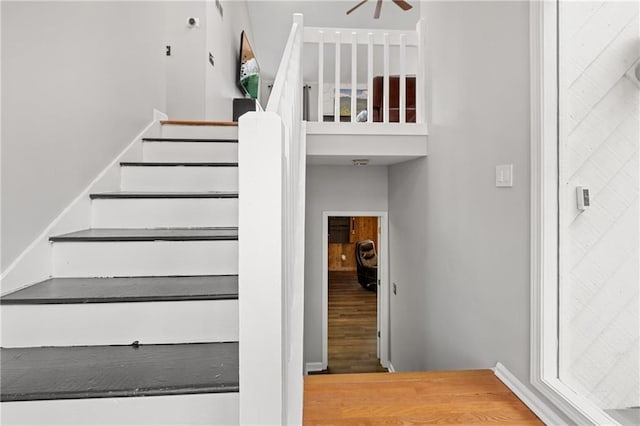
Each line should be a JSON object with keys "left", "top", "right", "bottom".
{"left": 304, "top": 27, "right": 418, "bottom": 45}
{"left": 267, "top": 21, "right": 300, "bottom": 113}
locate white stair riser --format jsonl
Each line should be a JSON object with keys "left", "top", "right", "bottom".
{"left": 143, "top": 142, "right": 238, "bottom": 163}
{"left": 161, "top": 125, "right": 238, "bottom": 140}
{"left": 53, "top": 241, "right": 238, "bottom": 277}
{"left": 1, "top": 300, "right": 238, "bottom": 347}
{"left": 1, "top": 393, "right": 238, "bottom": 425}
{"left": 121, "top": 166, "right": 238, "bottom": 192}
{"left": 92, "top": 198, "right": 238, "bottom": 228}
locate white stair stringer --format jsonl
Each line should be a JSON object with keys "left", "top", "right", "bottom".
{"left": 1, "top": 299, "right": 238, "bottom": 348}
{"left": 52, "top": 240, "right": 238, "bottom": 277}
{"left": 121, "top": 166, "right": 238, "bottom": 192}
{"left": 143, "top": 141, "right": 238, "bottom": 163}
{"left": 92, "top": 198, "right": 238, "bottom": 228}
{"left": 1, "top": 393, "right": 239, "bottom": 426}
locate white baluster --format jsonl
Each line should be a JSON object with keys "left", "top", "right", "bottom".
{"left": 367, "top": 33, "right": 373, "bottom": 123}
{"left": 317, "top": 31, "right": 324, "bottom": 123}
{"left": 334, "top": 31, "right": 341, "bottom": 122}
{"left": 383, "top": 33, "right": 389, "bottom": 123}
{"left": 399, "top": 33, "right": 406, "bottom": 124}
{"left": 416, "top": 20, "right": 424, "bottom": 124}
{"left": 351, "top": 32, "right": 357, "bottom": 123}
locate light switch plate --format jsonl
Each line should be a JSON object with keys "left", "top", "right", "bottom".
{"left": 496, "top": 164, "right": 513, "bottom": 187}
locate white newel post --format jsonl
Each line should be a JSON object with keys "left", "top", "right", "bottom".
{"left": 238, "top": 112, "right": 285, "bottom": 425}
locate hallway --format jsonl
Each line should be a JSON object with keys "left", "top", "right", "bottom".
{"left": 326, "top": 271, "right": 386, "bottom": 374}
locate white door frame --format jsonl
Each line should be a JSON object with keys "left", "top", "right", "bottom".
{"left": 321, "top": 210, "right": 389, "bottom": 370}
{"left": 530, "top": 2, "right": 620, "bottom": 424}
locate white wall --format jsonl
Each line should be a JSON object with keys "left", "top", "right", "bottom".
{"left": 247, "top": 1, "right": 421, "bottom": 81}
{"left": 165, "top": 1, "right": 254, "bottom": 120}
{"left": 304, "top": 165, "right": 388, "bottom": 364}
{"left": 165, "top": 2, "right": 207, "bottom": 120}
{"left": 1, "top": 1, "right": 166, "bottom": 270}
{"left": 388, "top": 2, "right": 568, "bottom": 419}
{"left": 1, "top": 1, "right": 256, "bottom": 272}
{"left": 559, "top": 1, "right": 639, "bottom": 410}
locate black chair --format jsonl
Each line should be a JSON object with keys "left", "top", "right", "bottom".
{"left": 355, "top": 240, "right": 377, "bottom": 291}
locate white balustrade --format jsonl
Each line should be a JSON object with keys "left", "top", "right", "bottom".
{"left": 303, "top": 24, "right": 423, "bottom": 124}
{"left": 239, "top": 13, "right": 306, "bottom": 426}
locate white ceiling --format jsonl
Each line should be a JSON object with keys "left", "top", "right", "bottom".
{"left": 245, "top": 0, "right": 421, "bottom": 80}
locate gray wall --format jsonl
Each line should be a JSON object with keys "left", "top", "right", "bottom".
{"left": 1, "top": 1, "right": 166, "bottom": 269}
{"left": 304, "top": 165, "right": 388, "bottom": 364}
{"left": 388, "top": 157, "right": 429, "bottom": 369}
{"left": 388, "top": 4, "right": 571, "bottom": 420}
{"left": 389, "top": 0, "right": 535, "bottom": 388}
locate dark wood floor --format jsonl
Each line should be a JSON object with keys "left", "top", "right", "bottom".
{"left": 326, "top": 271, "right": 386, "bottom": 374}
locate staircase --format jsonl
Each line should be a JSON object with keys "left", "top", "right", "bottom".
{"left": 1, "top": 121, "right": 242, "bottom": 425}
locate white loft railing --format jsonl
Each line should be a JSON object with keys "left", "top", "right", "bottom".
{"left": 304, "top": 22, "right": 424, "bottom": 124}
{"left": 238, "top": 13, "right": 305, "bottom": 426}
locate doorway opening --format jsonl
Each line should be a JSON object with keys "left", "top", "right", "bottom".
{"left": 321, "top": 211, "right": 389, "bottom": 374}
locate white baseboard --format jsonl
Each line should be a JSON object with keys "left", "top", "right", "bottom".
{"left": 0, "top": 111, "right": 166, "bottom": 296}
{"left": 494, "top": 362, "right": 567, "bottom": 426}
{"left": 387, "top": 362, "right": 396, "bottom": 373}
{"left": 304, "top": 362, "right": 324, "bottom": 375}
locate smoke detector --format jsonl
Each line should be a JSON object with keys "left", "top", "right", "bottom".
{"left": 352, "top": 159, "right": 370, "bottom": 166}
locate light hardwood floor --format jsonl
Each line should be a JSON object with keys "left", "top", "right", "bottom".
{"left": 304, "top": 370, "right": 543, "bottom": 425}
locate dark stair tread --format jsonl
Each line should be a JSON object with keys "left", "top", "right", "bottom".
{"left": 0, "top": 342, "right": 238, "bottom": 402}
{"left": 90, "top": 191, "right": 238, "bottom": 199}
{"left": 120, "top": 162, "right": 238, "bottom": 167}
{"left": 142, "top": 137, "right": 237, "bottom": 143}
{"left": 0, "top": 275, "right": 238, "bottom": 305}
{"left": 49, "top": 228, "right": 238, "bottom": 242}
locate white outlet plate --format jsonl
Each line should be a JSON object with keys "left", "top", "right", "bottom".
{"left": 496, "top": 164, "right": 513, "bottom": 187}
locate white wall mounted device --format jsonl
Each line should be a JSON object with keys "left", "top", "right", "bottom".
{"left": 576, "top": 186, "right": 591, "bottom": 211}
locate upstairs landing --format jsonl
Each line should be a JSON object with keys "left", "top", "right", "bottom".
{"left": 306, "top": 122, "right": 428, "bottom": 166}
{"left": 304, "top": 370, "right": 542, "bottom": 425}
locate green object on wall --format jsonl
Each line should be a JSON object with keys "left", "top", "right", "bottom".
{"left": 239, "top": 31, "right": 260, "bottom": 100}
{"left": 242, "top": 74, "right": 259, "bottom": 100}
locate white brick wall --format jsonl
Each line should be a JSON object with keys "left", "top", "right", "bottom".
{"left": 559, "top": 1, "right": 640, "bottom": 410}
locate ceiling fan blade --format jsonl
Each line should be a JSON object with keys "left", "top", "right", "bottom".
{"left": 347, "top": 0, "right": 369, "bottom": 15}
{"left": 374, "top": 0, "right": 383, "bottom": 19}
{"left": 391, "top": 0, "right": 413, "bottom": 11}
